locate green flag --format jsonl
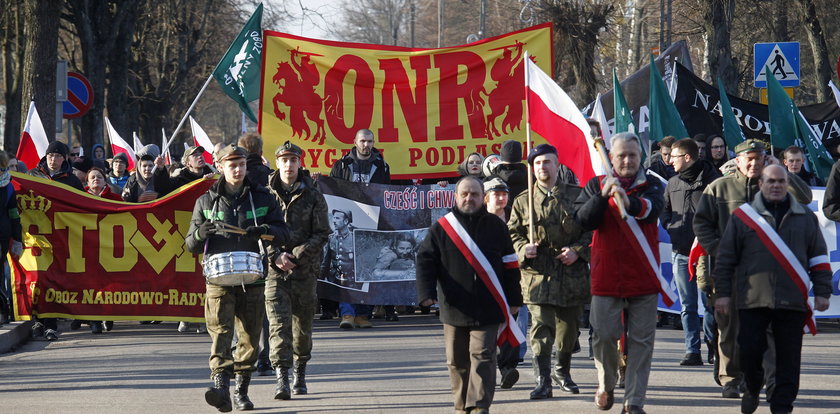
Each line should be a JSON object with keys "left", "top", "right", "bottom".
{"left": 766, "top": 65, "right": 833, "bottom": 180}
{"left": 716, "top": 78, "right": 745, "bottom": 151}
{"left": 212, "top": 4, "right": 263, "bottom": 122}
{"left": 648, "top": 55, "right": 689, "bottom": 143}
{"left": 765, "top": 65, "right": 797, "bottom": 150}
{"left": 613, "top": 69, "right": 635, "bottom": 134}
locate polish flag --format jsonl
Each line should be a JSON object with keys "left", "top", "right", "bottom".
{"left": 105, "top": 117, "right": 136, "bottom": 171}
{"left": 161, "top": 128, "right": 171, "bottom": 165}
{"left": 16, "top": 102, "right": 50, "bottom": 169}
{"left": 590, "top": 93, "right": 612, "bottom": 149}
{"left": 189, "top": 116, "right": 214, "bottom": 165}
{"left": 132, "top": 131, "right": 143, "bottom": 155}
{"left": 526, "top": 56, "right": 605, "bottom": 184}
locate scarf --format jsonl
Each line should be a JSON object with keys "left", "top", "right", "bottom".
{"left": 0, "top": 169, "right": 10, "bottom": 187}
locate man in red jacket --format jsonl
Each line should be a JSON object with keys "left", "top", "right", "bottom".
{"left": 574, "top": 132, "right": 666, "bottom": 414}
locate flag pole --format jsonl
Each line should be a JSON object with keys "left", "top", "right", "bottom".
{"left": 163, "top": 73, "right": 214, "bottom": 155}
{"left": 524, "top": 52, "right": 534, "bottom": 245}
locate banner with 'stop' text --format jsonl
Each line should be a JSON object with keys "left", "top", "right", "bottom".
{"left": 11, "top": 173, "right": 213, "bottom": 322}
{"left": 259, "top": 24, "right": 553, "bottom": 179}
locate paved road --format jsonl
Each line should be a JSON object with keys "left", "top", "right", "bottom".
{"left": 2, "top": 315, "right": 839, "bottom": 413}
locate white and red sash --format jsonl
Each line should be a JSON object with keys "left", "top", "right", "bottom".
{"left": 438, "top": 212, "right": 526, "bottom": 347}
{"left": 733, "top": 203, "right": 819, "bottom": 335}
{"left": 608, "top": 197, "right": 677, "bottom": 307}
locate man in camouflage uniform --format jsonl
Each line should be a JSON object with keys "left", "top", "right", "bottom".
{"left": 508, "top": 144, "right": 591, "bottom": 400}
{"left": 265, "top": 141, "right": 330, "bottom": 401}
{"left": 321, "top": 210, "right": 356, "bottom": 289}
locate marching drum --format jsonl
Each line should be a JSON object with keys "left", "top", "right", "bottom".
{"left": 203, "top": 251, "right": 264, "bottom": 286}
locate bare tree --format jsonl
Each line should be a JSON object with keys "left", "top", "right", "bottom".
{"left": 1, "top": 1, "right": 25, "bottom": 151}
{"left": 18, "top": 0, "right": 61, "bottom": 145}
{"left": 332, "top": 0, "right": 410, "bottom": 46}
{"left": 702, "top": 0, "right": 737, "bottom": 91}
{"left": 795, "top": 0, "right": 832, "bottom": 101}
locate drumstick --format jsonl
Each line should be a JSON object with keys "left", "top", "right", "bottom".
{"left": 216, "top": 222, "right": 275, "bottom": 241}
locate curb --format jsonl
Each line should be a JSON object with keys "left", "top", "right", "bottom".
{"left": 0, "top": 320, "right": 33, "bottom": 354}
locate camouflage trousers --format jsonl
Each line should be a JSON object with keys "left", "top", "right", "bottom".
{"left": 265, "top": 276, "right": 317, "bottom": 369}
{"left": 528, "top": 304, "right": 583, "bottom": 357}
{"left": 205, "top": 283, "right": 265, "bottom": 377}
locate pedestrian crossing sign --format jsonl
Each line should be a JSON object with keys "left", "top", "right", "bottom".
{"left": 754, "top": 42, "right": 800, "bottom": 88}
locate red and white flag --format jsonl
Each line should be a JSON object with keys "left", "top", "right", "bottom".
{"left": 161, "top": 128, "right": 172, "bottom": 165}
{"left": 590, "top": 93, "right": 612, "bottom": 149}
{"left": 132, "top": 131, "right": 143, "bottom": 155}
{"left": 16, "top": 102, "right": 50, "bottom": 169}
{"left": 105, "top": 117, "right": 136, "bottom": 171}
{"left": 189, "top": 116, "right": 214, "bottom": 165}
{"left": 526, "top": 56, "right": 605, "bottom": 184}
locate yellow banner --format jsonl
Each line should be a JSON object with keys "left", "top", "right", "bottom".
{"left": 259, "top": 24, "right": 552, "bottom": 179}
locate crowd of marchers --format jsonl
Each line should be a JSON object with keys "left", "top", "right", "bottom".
{"left": 1, "top": 125, "right": 835, "bottom": 414}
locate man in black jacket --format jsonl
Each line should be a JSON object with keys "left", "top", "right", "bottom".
{"left": 417, "top": 176, "right": 523, "bottom": 414}
{"left": 186, "top": 145, "right": 289, "bottom": 412}
{"left": 329, "top": 129, "right": 390, "bottom": 328}
{"left": 661, "top": 138, "right": 720, "bottom": 367}
{"left": 239, "top": 132, "right": 273, "bottom": 187}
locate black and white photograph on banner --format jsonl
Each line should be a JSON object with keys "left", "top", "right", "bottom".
{"left": 354, "top": 229, "right": 428, "bottom": 283}
{"left": 316, "top": 177, "right": 456, "bottom": 305}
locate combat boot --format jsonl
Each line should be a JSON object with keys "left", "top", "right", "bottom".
{"left": 205, "top": 372, "right": 232, "bottom": 412}
{"left": 292, "top": 360, "right": 308, "bottom": 395}
{"left": 274, "top": 367, "right": 291, "bottom": 400}
{"left": 233, "top": 374, "right": 254, "bottom": 410}
{"left": 529, "top": 354, "right": 553, "bottom": 399}
{"left": 551, "top": 352, "right": 580, "bottom": 394}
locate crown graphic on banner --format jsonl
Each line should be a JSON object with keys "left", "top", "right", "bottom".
{"left": 18, "top": 190, "right": 52, "bottom": 213}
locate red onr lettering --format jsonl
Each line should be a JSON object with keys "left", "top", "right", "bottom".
{"left": 324, "top": 55, "right": 375, "bottom": 144}
{"left": 378, "top": 56, "right": 431, "bottom": 143}
{"left": 408, "top": 148, "right": 422, "bottom": 166}
{"left": 433, "top": 51, "right": 488, "bottom": 140}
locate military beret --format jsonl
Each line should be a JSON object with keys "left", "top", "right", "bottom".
{"left": 527, "top": 143, "right": 558, "bottom": 164}
{"left": 734, "top": 139, "right": 766, "bottom": 155}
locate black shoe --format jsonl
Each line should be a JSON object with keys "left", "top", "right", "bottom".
{"left": 551, "top": 352, "right": 580, "bottom": 394}
{"left": 275, "top": 368, "right": 291, "bottom": 400}
{"left": 622, "top": 405, "right": 647, "bottom": 414}
{"left": 103, "top": 321, "right": 114, "bottom": 331}
{"left": 233, "top": 374, "right": 254, "bottom": 411}
{"left": 70, "top": 320, "right": 82, "bottom": 330}
{"left": 319, "top": 311, "right": 335, "bottom": 320}
{"left": 499, "top": 367, "right": 519, "bottom": 389}
{"left": 90, "top": 321, "right": 103, "bottom": 334}
{"left": 205, "top": 373, "right": 232, "bottom": 412}
{"left": 385, "top": 313, "right": 399, "bottom": 321}
{"left": 292, "top": 361, "right": 308, "bottom": 395}
{"left": 741, "top": 389, "right": 759, "bottom": 414}
{"left": 680, "top": 353, "right": 703, "bottom": 366}
{"left": 722, "top": 383, "right": 741, "bottom": 398}
{"left": 529, "top": 355, "right": 553, "bottom": 399}
{"left": 256, "top": 363, "right": 275, "bottom": 377}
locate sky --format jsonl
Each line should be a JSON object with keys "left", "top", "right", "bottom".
{"left": 276, "top": 0, "right": 342, "bottom": 41}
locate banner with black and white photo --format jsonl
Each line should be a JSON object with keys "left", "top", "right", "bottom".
{"left": 316, "top": 177, "right": 454, "bottom": 305}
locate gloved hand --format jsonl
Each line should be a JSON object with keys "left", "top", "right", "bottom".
{"left": 245, "top": 225, "right": 268, "bottom": 240}
{"left": 196, "top": 221, "right": 218, "bottom": 241}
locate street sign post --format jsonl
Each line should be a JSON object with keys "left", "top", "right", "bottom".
{"left": 754, "top": 42, "right": 800, "bottom": 88}
{"left": 62, "top": 72, "right": 93, "bottom": 119}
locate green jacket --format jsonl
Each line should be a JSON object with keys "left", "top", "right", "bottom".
{"left": 266, "top": 171, "right": 330, "bottom": 280}
{"left": 693, "top": 168, "right": 812, "bottom": 255}
{"left": 713, "top": 194, "right": 831, "bottom": 312}
{"left": 508, "top": 181, "right": 591, "bottom": 307}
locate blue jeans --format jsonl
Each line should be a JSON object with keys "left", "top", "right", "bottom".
{"left": 517, "top": 305, "right": 529, "bottom": 359}
{"left": 339, "top": 302, "right": 372, "bottom": 317}
{"left": 672, "top": 253, "right": 701, "bottom": 354}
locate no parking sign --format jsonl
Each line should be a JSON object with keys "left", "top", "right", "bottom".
{"left": 62, "top": 72, "right": 93, "bottom": 119}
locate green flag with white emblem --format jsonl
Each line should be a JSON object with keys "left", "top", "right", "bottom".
{"left": 716, "top": 78, "right": 745, "bottom": 151}
{"left": 647, "top": 55, "right": 689, "bottom": 144}
{"left": 212, "top": 4, "right": 263, "bottom": 122}
{"left": 766, "top": 65, "right": 833, "bottom": 180}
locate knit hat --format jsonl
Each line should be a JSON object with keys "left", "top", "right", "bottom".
{"left": 136, "top": 144, "right": 161, "bottom": 161}
{"left": 500, "top": 140, "right": 522, "bottom": 163}
{"left": 527, "top": 143, "right": 558, "bottom": 164}
{"left": 112, "top": 152, "right": 128, "bottom": 165}
{"left": 46, "top": 141, "right": 69, "bottom": 157}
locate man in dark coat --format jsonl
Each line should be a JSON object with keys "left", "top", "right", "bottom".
{"left": 417, "top": 176, "right": 522, "bottom": 414}
{"left": 170, "top": 145, "right": 214, "bottom": 189}
{"left": 239, "top": 132, "right": 273, "bottom": 187}
{"left": 329, "top": 129, "right": 390, "bottom": 328}
{"left": 661, "top": 138, "right": 721, "bottom": 367}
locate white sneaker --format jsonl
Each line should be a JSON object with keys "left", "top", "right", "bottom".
{"left": 196, "top": 324, "right": 207, "bottom": 334}
{"left": 177, "top": 321, "right": 190, "bottom": 332}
